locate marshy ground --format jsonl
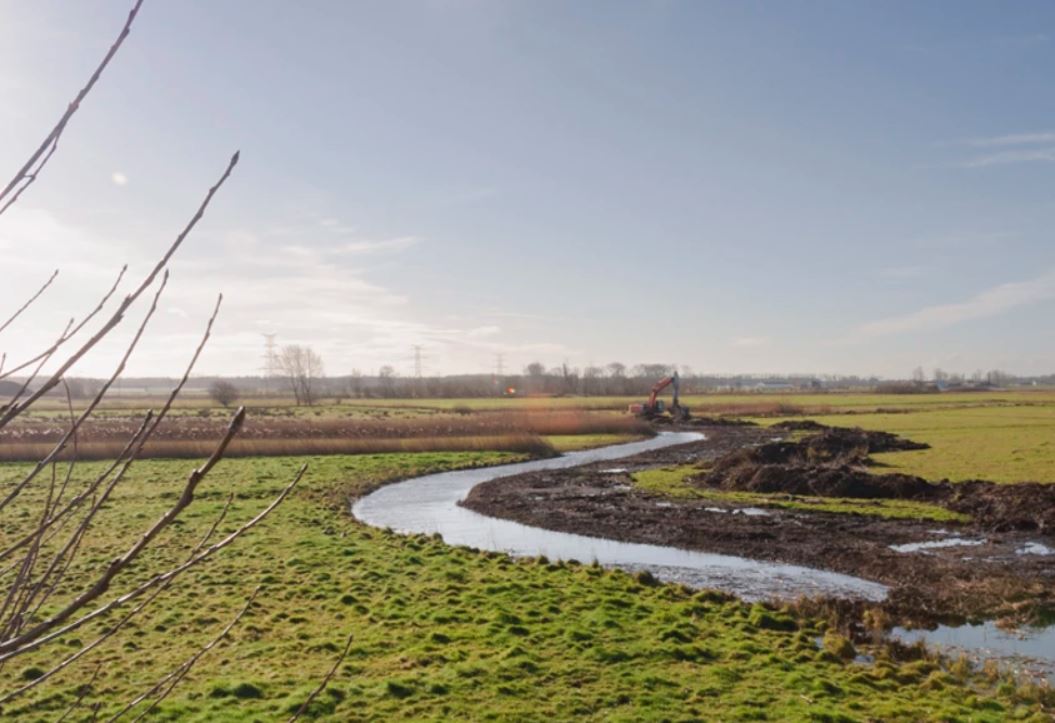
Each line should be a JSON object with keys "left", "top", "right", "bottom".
{"left": 2, "top": 391, "right": 1053, "bottom": 719}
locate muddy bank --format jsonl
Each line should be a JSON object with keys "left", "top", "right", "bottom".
{"left": 461, "top": 425, "right": 1055, "bottom": 626}
{"left": 701, "top": 426, "right": 1055, "bottom": 532}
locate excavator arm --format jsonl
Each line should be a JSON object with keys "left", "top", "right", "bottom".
{"left": 647, "top": 376, "right": 675, "bottom": 408}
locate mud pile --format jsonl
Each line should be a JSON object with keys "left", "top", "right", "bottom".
{"left": 697, "top": 427, "right": 937, "bottom": 500}
{"left": 695, "top": 426, "right": 1055, "bottom": 532}
{"left": 945, "top": 481, "right": 1055, "bottom": 533}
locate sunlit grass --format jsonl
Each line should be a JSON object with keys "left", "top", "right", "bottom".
{"left": 758, "top": 404, "right": 1055, "bottom": 484}
{"left": 0, "top": 452, "right": 1040, "bottom": 719}
{"left": 632, "top": 466, "right": 969, "bottom": 523}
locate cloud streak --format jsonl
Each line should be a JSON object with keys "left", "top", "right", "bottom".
{"left": 963, "top": 147, "right": 1055, "bottom": 168}
{"left": 965, "top": 131, "right": 1055, "bottom": 147}
{"left": 849, "top": 269, "right": 1055, "bottom": 339}
{"left": 957, "top": 131, "right": 1055, "bottom": 167}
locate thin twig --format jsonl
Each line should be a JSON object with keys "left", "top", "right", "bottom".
{"left": 0, "top": 464, "right": 305, "bottom": 661}
{"left": 0, "top": 272, "right": 170, "bottom": 513}
{"left": 0, "top": 149, "right": 238, "bottom": 429}
{"left": 0, "top": 269, "right": 58, "bottom": 336}
{"left": 110, "top": 587, "right": 261, "bottom": 722}
{"left": 0, "top": 0, "right": 145, "bottom": 215}
{"left": 56, "top": 662, "right": 102, "bottom": 723}
{"left": 0, "top": 494, "right": 236, "bottom": 704}
{"left": 0, "top": 265, "right": 127, "bottom": 383}
{"left": 288, "top": 632, "right": 355, "bottom": 722}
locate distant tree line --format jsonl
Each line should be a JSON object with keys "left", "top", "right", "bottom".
{"left": 20, "top": 365, "right": 1053, "bottom": 403}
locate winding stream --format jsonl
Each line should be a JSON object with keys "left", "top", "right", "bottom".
{"left": 352, "top": 432, "right": 888, "bottom": 602}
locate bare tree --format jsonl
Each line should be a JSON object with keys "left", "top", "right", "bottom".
{"left": 278, "top": 345, "right": 324, "bottom": 405}
{"left": 378, "top": 365, "right": 396, "bottom": 398}
{"left": 208, "top": 379, "right": 240, "bottom": 408}
{"left": 0, "top": 1, "right": 306, "bottom": 710}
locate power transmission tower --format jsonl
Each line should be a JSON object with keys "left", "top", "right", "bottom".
{"left": 261, "top": 333, "right": 278, "bottom": 394}
{"left": 412, "top": 345, "right": 423, "bottom": 379}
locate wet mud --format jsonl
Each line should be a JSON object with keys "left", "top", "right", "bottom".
{"left": 462, "top": 424, "right": 1055, "bottom": 626}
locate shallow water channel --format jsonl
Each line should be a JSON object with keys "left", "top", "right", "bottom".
{"left": 352, "top": 432, "right": 888, "bottom": 602}
{"left": 893, "top": 622, "right": 1055, "bottom": 684}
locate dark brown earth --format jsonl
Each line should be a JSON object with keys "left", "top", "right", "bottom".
{"left": 461, "top": 424, "right": 1055, "bottom": 627}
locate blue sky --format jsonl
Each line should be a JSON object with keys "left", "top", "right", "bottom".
{"left": 2, "top": 1, "right": 1054, "bottom": 378}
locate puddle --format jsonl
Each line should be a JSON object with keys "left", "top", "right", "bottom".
{"left": 732, "top": 507, "right": 769, "bottom": 517}
{"left": 890, "top": 537, "right": 987, "bottom": 553}
{"left": 599, "top": 467, "right": 628, "bottom": 474}
{"left": 892, "top": 622, "right": 1055, "bottom": 684}
{"left": 353, "top": 432, "right": 888, "bottom": 602}
{"left": 1016, "top": 542, "right": 1054, "bottom": 556}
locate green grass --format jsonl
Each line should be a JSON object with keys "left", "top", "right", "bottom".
{"left": 632, "top": 466, "right": 970, "bottom": 523}
{"left": 758, "top": 403, "right": 1055, "bottom": 484}
{"left": 1, "top": 452, "right": 1044, "bottom": 720}
{"left": 543, "top": 433, "right": 645, "bottom": 452}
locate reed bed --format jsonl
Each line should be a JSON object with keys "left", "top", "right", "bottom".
{"left": 0, "top": 434, "right": 558, "bottom": 462}
{"left": 1, "top": 410, "right": 650, "bottom": 445}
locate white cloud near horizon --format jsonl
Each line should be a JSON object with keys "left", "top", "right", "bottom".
{"left": 0, "top": 206, "right": 562, "bottom": 377}
{"left": 848, "top": 269, "right": 1055, "bottom": 340}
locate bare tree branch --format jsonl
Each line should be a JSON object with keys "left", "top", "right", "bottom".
{"left": 56, "top": 663, "right": 102, "bottom": 723}
{"left": 0, "top": 271, "right": 170, "bottom": 512}
{"left": 0, "top": 269, "right": 58, "bottom": 337}
{"left": 112, "top": 587, "right": 261, "bottom": 722}
{"left": 0, "top": 494, "right": 237, "bottom": 704}
{"left": 0, "top": 0, "right": 145, "bottom": 215}
{"left": 0, "top": 264, "right": 127, "bottom": 383}
{"left": 0, "top": 464, "right": 305, "bottom": 662}
{"left": 0, "top": 149, "right": 238, "bottom": 429}
{"left": 288, "top": 632, "right": 354, "bottom": 723}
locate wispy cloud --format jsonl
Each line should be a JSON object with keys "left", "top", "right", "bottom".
{"left": 0, "top": 206, "right": 559, "bottom": 376}
{"left": 963, "top": 147, "right": 1055, "bottom": 168}
{"left": 847, "top": 269, "right": 1055, "bottom": 340}
{"left": 956, "top": 131, "right": 1055, "bottom": 167}
{"left": 877, "top": 265, "right": 924, "bottom": 281}
{"left": 731, "top": 336, "right": 769, "bottom": 348}
{"left": 965, "top": 131, "right": 1055, "bottom": 147}
{"left": 341, "top": 236, "right": 421, "bottom": 254}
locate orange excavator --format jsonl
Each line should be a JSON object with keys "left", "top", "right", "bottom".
{"left": 628, "top": 371, "right": 690, "bottom": 421}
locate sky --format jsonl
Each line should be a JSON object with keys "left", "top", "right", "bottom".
{"left": 1, "top": 0, "right": 1054, "bottom": 380}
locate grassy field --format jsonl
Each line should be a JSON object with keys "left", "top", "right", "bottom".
{"left": 632, "top": 466, "right": 970, "bottom": 523}
{"left": 753, "top": 396, "right": 1055, "bottom": 484}
{"left": 2, "top": 452, "right": 1048, "bottom": 720}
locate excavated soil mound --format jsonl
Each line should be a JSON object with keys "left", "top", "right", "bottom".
{"left": 700, "top": 463, "right": 940, "bottom": 501}
{"left": 770, "top": 420, "right": 828, "bottom": 432}
{"left": 696, "top": 426, "right": 1054, "bottom": 532}
{"left": 945, "top": 481, "right": 1055, "bottom": 533}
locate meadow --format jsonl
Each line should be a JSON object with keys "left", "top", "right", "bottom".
{"left": 749, "top": 393, "right": 1055, "bottom": 484}
{"left": 0, "top": 450, "right": 1049, "bottom": 720}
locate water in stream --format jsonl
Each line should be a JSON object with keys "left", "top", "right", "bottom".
{"left": 352, "top": 432, "right": 888, "bottom": 602}
{"left": 892, "top": 622, "right": 1055, "bottom": 684}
